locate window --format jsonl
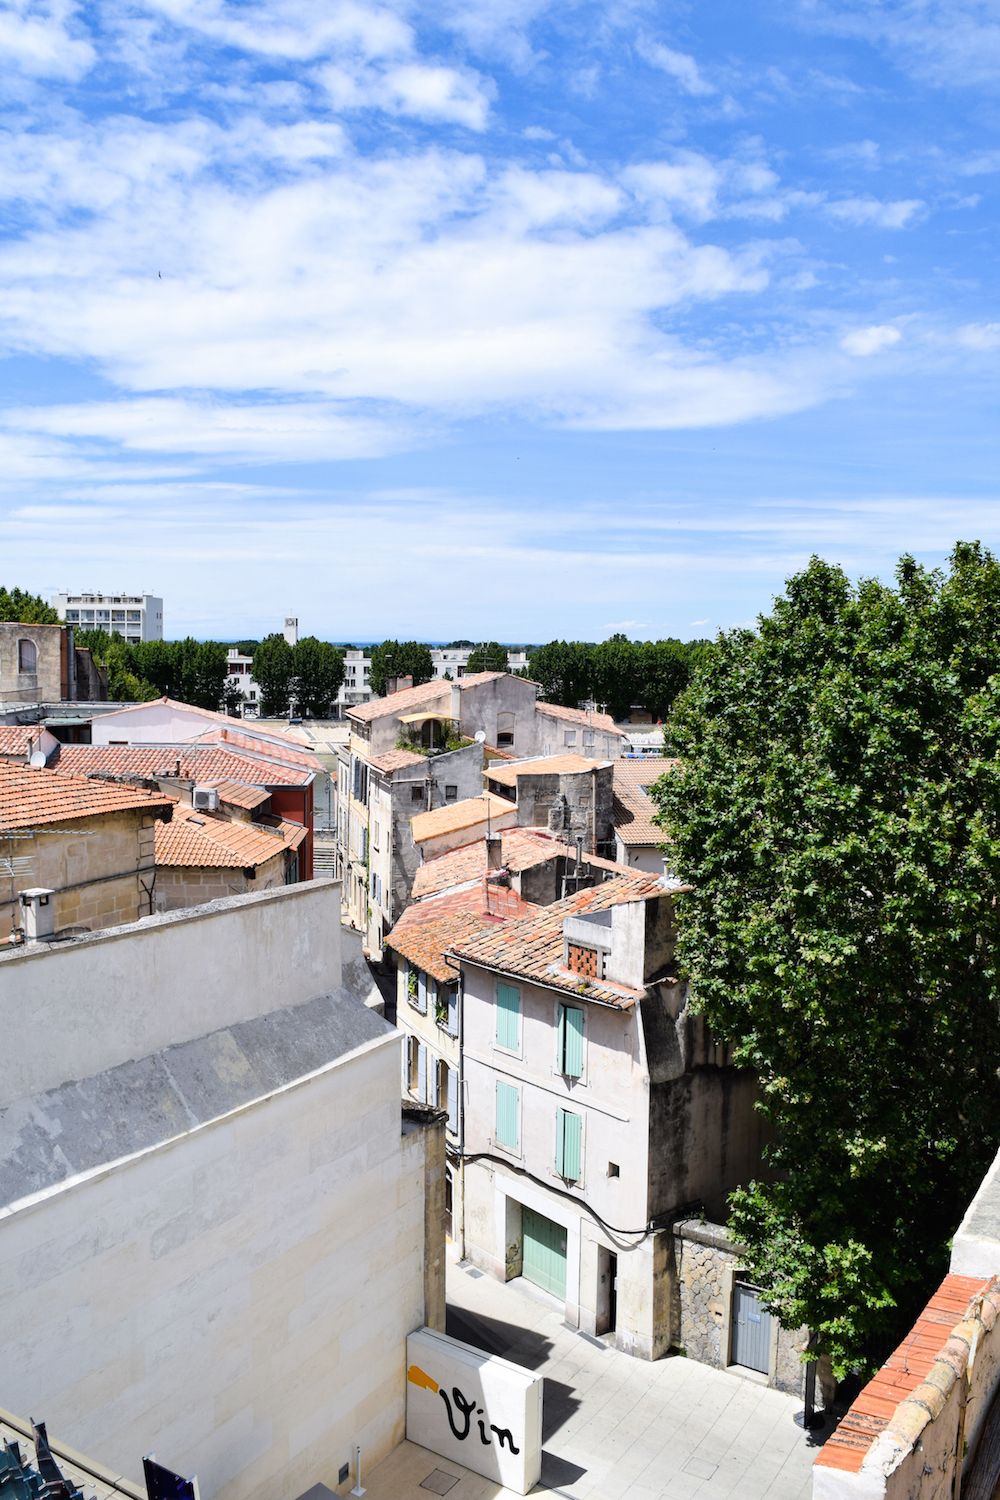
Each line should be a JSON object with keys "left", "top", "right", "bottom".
{"left": 444, "top": 784, "right": 458, "bottom": 802}
{"left": 17, "top": 639, "right": 37, "bottom": 673}
{"left": 495, "top": 1080, "right": 520, "bottom": 1151}
{"left": 351, "top": 758, "right": 369, "bottom": 803}
{"left": 446, "top": 1064, "right": 459, "bottom": 1135}
{"left": 497, "top": 711, "right": 515, "bottom": 749}
{"left": 564, "top": 729, "right": 577, "bottom": 746}
{"left": 607, "top": 1161, "right": 620, "bottom": 1178}
{"left": 555, "top": 1108, "right": 582, "bottom": 1182}
{"left": 411, "top": 784, "right": 424, "bottom": 803}
{"left": 495, "top": 982, "right": 521, "bottom": 1051}
{"left": 557, "top": 1004, "right": 585, "bottom": 1078}
{"left": 436, "top": 984, "right": 459, "bottom": 1036}
{"left": 406, "top": 1035, "right": 420, "bottom": 1094}
{"left": 372, "top": 820, "right": 380, "bottom": 850}
{"left": 408, "top": 965, "right": 431, "bottom": 1014}
{"left": 583, "top": 730, "right": 595, "bottom": 747}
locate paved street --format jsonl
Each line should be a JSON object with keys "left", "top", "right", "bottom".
{"left": 363, "top": 1256, "right": 826, "bottom": 1500}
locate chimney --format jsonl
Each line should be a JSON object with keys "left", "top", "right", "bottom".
{"left": 387, "top": 675, "right": 414, "bottom": 696}
{"left": 19, "top": 888, "right": 55, "bottom": 942}
{"left": 485, "top": 833, "right": 503, "bottom": 870}
{"left": 450, "top": 682, "right": 462, "bottom": 722}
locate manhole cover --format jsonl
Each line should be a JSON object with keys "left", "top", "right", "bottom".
{"left": 419, "top": 1470, "right": 460, "bottom": 1495}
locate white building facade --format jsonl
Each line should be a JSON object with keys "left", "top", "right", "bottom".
{"left": 53, "top": 592, "right": 163, "bottom": 643}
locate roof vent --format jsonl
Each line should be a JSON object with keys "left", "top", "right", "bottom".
{"left": 19, "top": 887, "right": 55, "bottom": 942}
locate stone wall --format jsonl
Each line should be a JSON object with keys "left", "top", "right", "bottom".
{"left": 154, "top": 850, "right": 287, "bottom": 911}
{"left": 671, "top": 1219, "right": 808, "bottom": 1396}
{"left": 0, "top": 622, "right": 65, "bottom": 705}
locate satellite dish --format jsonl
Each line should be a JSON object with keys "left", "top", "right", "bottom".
{"left": 29, "top": 751, "right": 47, "bottom": 769}
{"left": 474, "top": 730, "right": 486, "bottom": 743}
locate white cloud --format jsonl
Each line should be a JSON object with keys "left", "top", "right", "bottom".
{"left": 840, "top": 324, "right": 902, "bottom": 356}
{"left": 805, "top": 1, "right": 1000, "bottom": 88}
{"left": 0, "top": 0, "right": 94, "bottom": 77}
{"left": 955, "top": 322, "right": 1000, "bottom": 350}
{"left": 825, "top": 195, "right": 923, "bottom": 228}
{"left": 139, "top": 0, "right": 412, "bottom": 63}
{"left": 320, "top": 58, "right": 492, "bottom": 128}
{"left": 637, "top": 35, "right": 714, "bottom": 96}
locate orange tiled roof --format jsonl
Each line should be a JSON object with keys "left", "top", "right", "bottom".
{"left": 368, "top": 747, "right": 428, "bottom": 774}
{"left": 411, "top": 792, "right": 514, "bottom": 844}
{"left": 0, "top": 761, "right": 173, "bottom": 831}
{"left": 0, "top": 726, "right": 48, "bottom": 759}
{"left": 411, "top": 826, "right": 630, "bottom": 900}
{"left": 156, "top": 805, "right": 305, "bottom": 869}
{"left": 536, "top": 701, "right": 623, "bottom": 735}
{"left": 450, "top": 871, "right": 669, "bottom": 1007}
{"left": 486, "top": 753, "right": 603, "bottom": 788}
{"left": 347, "top": 671, "right": 510, "bottom": 724}
{"left": 53, "top": 743, "right": 313, "bottom": 787}
{"left": 815, "top": 1273, "right": 996, "bottom": 1475}
{"left": 385, "top": 885, "right": 540, "bottom": 984}
{"left": 208, "top": 780, "right": 271, "bottom": 810}
{"left": 190, "top": 725, "right": 322, "bottom": 771}
{"left": 612, "top": 757, "right": 680, "bottom": 847}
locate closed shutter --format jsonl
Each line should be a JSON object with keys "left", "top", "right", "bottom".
{"left": 495, "top": 1080, "right": 520, "bottom": 1151}
{"left": 417, "top": 1043, "right": 427, "bottom": 1102}
{"left": 447, "top": 1067, "right": 459, "bottom": 1134}
{"left": 558, "top": 1005, "right": 585, "bottom": 1078}
{"left": 496, "top": 983, "right": 521, "bottom": 1050}
{"left": 556, "top": 1108, "right": 582, "bottom": 1182}
{"left": 429, "top": 1057, "right": 440, "bottom": 1108}
{"left": 417, "top": 970, "right": 428, "bottom": 1014}
{"left": 447, "top": 986, "right": 459, "bottom": 1036}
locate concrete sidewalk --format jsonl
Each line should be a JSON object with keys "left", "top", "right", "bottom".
{"left": 438, "top": 1254, "right": 824, "bottom": 1499}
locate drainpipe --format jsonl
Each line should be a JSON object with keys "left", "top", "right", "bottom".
{"left": 458, "top": 968, "right": 467, "bottom": 1260}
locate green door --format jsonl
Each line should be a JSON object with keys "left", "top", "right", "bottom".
{"left": 522, "top": 1206, "right": 567, "bottom": 1298}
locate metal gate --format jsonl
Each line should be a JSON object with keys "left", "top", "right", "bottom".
{"left": 731, "top": 1283, "right": 771, "bottom": 1373}
{"left": 522, "top": 1207, "right": 567, "bottom": 1299}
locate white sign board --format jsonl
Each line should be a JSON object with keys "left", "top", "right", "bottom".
{"left": 405, "top": 1327, "right": 543, "bottom": 1495}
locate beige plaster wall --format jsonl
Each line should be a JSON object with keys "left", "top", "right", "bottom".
{"left": 154, "top": 849, "right": 287, "bottom": 911}
{"left": 0, "top": 623, "right": 64, "bottom": 705}
{"left": 0, "top": 1032, "right": 431, "bottom": 1500}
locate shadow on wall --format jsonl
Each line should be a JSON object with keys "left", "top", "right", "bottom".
{"left": 445, "top": 1297, "right": 582, "bottom": 1446}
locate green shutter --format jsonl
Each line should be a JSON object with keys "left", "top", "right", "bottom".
{"left": 496, "top": 1081, "right": 520, "bottom": 1150}
{"left": 558, "top": 1005, "right": 585, "bottom": 1078}
{"left": 496, "top": 983, "right": 521, "bottom": 1050}
{"left": 556, "top": 1108, "right": 582, "bottom": 1181}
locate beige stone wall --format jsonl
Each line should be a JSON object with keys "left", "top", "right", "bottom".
{"left": 0, "top": 809, "right": 157, "bottom": 939}
{"left": 155, "top": 850, "right": 286, "bottom": 912}
{"left": 0, "top": 622, "right": 64, "bottom": 705}
{"left": 671, "top": 1220, "right": 808, "bottom": 1395}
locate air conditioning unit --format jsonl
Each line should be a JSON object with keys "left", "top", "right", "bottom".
{"left": 192, "top": 786, "right": 220, "bottom": 812}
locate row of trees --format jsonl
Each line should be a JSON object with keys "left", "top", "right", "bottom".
{"left": 251, "top": 634, "right": 344, "bottom": 717}
{"left": 0, "top": 587, "right": 58, "bottom": 624}
{"left": 77, "top": 632, "right": 231, "bottom": 709}
{"left": 528, "top": 635, "right": 712, "bottom": 721}
{"left": 652, "top": 543, "right": 1000, "bottom": 1377}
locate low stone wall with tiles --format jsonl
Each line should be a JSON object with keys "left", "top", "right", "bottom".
{"left": 671, "top": 1219, "right": 809, "bottom": 1396}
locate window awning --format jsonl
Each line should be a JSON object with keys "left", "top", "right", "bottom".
{"left": 398, "top": 711, "right": 454, "bottom": 725}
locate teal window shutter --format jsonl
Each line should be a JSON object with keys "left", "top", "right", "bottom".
{"left": 496, "top": 1081, "right": 520, "bottom": 1150}
{"left": 556, "top": 1108, "right": 582, "bottom": 1181}
{"left": 496, "top": 982, "right": 521, "bottom": 1050}
{"left": 558, "top": 1005, "right": 585, "bottom": 1078}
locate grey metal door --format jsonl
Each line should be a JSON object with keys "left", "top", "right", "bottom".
{"left": 732, "top": 1283, "right": 771, "bottom": 1373}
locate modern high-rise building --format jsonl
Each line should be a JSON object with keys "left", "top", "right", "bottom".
{"left": 52, "top": 592, "right": 163, "bottom": 644}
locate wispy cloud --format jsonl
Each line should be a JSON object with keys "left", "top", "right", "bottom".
{"left": 840, "top": 324, "right": 901, "bottom": 356}
{"left": 636, "top": 35, "right": 715, "bottom": 96}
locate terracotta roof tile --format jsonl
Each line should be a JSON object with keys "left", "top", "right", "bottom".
{"left": 156, "top": 806, "right": 305, "bottom": 869}
{"left": 411, "top": 792, "right": 514, "bottom": 844}
{"left": 612, "top": 756, "right": 680, "bottom": 847}
{"left": 0, "top": 726, "right": 48, "bottom": 759}
{"left": 53, "top": 743, "right": 313, "bottom": 787}
{"left": 449, "top": 871, "right": 670, "bottom": 1007}
{"left": 486, "top": 754, "right": 604, "bottom": 788}
{"left": 0, "top": 761, "right": 173, "bottom": 831}
{"left": 190, "top": 725, "right": 323, "bottom": 771}
{"left": 367, "top": 748, "right": 428, "bottom": 774}
{"left": 206, "top": 780, "right": 271, "bottom": 810}
{"left": 385, "top": 885, "right": 540, "bottom": 984}
{"left": 347, "top": 672, "right": 510, "bottom": 724}
{"left": 536, "top": 701, "right": 623, "bottom": 735}
{"left": 816, "top": 1273, "right": 993, "bottom": 1475}
{"left": 411, "top": 826, "right": 631, "bottom": 900}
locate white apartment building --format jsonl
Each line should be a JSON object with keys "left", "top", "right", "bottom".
{"left": 338, "top": 647, "right": 374, "bottom": 710}
{"left": 53, "top": 592, "right": 163, "bottom": 643}
{"left": 431, "top": 646, "right": 531, "bottom": 679}
{"left": 333, "top": 647, "right": 531, "bottom": 716}
{"left": 225, "top": 647, "right": 260, "bottom": 715}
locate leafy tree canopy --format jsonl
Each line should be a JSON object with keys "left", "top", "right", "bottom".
{"left": 368, "top": 640, "right": 433, "bottom": 697}
{"left": 0, "top": 586, "right": 58, "bottom": 623}
{"left": 293, "top": 636, "right": 345, "bottom": 717}
{"left": 652, "top": 545, "right": 1000, "bottom": 1376}
{"left": 466, "top": 641, "right": 509, "bottom": 673}
{"left": 528, "top": 635, "right": 708, "bottom": 720}
{"left": 252, "top": 633, "right": 296, "bottom": 717}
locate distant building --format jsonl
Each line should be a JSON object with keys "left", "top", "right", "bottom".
{"left": 0, "top": 621, "right": 107, "bottom": 707}
{"left": 225, "top": 646, "right": 260, "bottom": 715}
{"left": 52, "top": 592, "right": 163, "bottom": 644}
{"left": 611, "top": 756, "right": 680, "bottom": 872}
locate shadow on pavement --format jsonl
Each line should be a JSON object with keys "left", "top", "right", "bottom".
{"left": 446, "top": 1302, "right": 582, "bottom": 1443}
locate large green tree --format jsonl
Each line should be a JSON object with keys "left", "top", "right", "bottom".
{"left": 293, "top": 636, "right": 345, "bottom": 717}
{"left": 0, "top": 586, "right": 58, "bottom": 623}
{"left": 252, "top": 633, "right": 296, "bottom": 716}
{"left": 652, "top": 546, "right": 1000, "bottom": 1375}
{"left": 466, "top": 641, "right": 508, "bottom": 673}
{"left": 368, "top": 640, "right": 433, "bottom": 697}
{"left": 528, "top": 640, "right": 594, "bottom": 707}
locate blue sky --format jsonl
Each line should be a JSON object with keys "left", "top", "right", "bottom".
{"left": 2, "top": 0, "right": 999, "bottom": 641}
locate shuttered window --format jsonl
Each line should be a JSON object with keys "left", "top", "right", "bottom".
{"left": 417, "top": 1042, "right": 427, "bottom": 1102}
{"left": 555, "top": 1108, "right": 582, "bottom": 1182}
{"left": 496, "top": 983, "right": 521, "bottom": 1051}
{"left": 495, "top": 1081, "right": 520, "bottom": 1151}
{"left": 557, "top": 1005, "right": 585, "bottom": 1078}
{"left": 446, "top": 1066, "right": 459, "bottom": 1135}
{"left": 416, "top": 970, "right": 428, "bottom": 1014}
